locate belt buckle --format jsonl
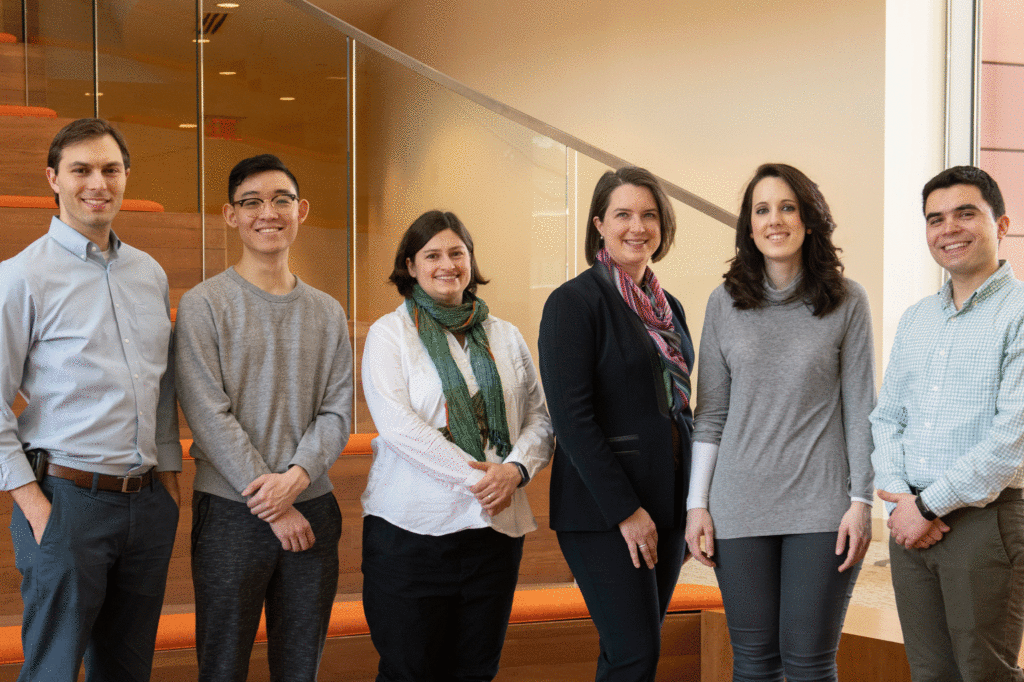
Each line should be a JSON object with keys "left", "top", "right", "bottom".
{"left": 121, "top": 475, "right": 143, "bottom": 493}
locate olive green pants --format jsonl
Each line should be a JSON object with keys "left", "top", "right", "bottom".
{"left": 890, "top": 495, "right": 1024, "bottom": 682}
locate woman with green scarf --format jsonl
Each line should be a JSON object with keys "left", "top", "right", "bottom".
{"left": 360, "top": 210, "right": 554, "bottom": 682}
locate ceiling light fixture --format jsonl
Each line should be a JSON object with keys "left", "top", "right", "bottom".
{"left": 179, "top": 123, "right": 197, "bottom": 129}
{"left": 326, "top": 76, "right": 346, "bottom": 80}
{"left": 193, "top": 38, "right": 210, "bottom": 43}
{"left": 84, "top": 92, "right": 104, "bottom": 96}
{"left": 219, "top": 71, "right": 236, "bottom": 75}
{"left": 279, "top": 96, "right": 295, "bottom": 101}
{"left": 217, "top": 2, "right": 240, "bottom": 7}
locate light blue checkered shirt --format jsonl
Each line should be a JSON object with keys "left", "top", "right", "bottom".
{"left": 871, "top": 262, "right": 1024, "bottom": 516}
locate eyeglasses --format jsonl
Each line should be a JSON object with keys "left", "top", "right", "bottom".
{"left": 231, "top": 194, "right": 297, "bottom": 214}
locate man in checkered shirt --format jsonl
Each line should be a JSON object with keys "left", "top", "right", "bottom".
{"left": 871, "top": 166, "right": 1024, "bottom": 682}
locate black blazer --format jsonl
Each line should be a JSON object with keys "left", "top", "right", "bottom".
{"left": 538, "top": 264, "right": 694, "bottom": 532}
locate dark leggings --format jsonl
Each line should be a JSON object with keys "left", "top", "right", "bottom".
{"left": 713, "top": 532, "right": 860, "bottom": 682}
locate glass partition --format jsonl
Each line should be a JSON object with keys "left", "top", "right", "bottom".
{"left": 10, "top": 0, "right": 735, "bottom": 434}
{"left": 354, "top": 43, "right": 574, "bottom": 430}
{"left": 200, "top": 0, "right": 351, "bottom": 303}
{"left": 26, "top": 0, "right": 94, "bottom": 117}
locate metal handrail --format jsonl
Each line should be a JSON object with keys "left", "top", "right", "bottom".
{"left": 283, "top": 0, "right": 738, "bottom": 229}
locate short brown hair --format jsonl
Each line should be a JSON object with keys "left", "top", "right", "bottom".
{"left": 584, "top": 166, "right": 676, "bottom": 265}
{"left": 47, "top": 119, "right": 131, "bottom": 206}
{"left": 389, "top": 210, "right": 489, "bottom": 298}
{"left": 48, "top": 118, "right": 130, "bottom": 171}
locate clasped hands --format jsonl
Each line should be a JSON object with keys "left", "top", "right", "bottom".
{"left": 243, "top": 466, "right": 314, "bottom": 552}
{"left": 877, "top": 490, "right": 950, "bottom": 550}
{"left": 469, "top": 461, "right": 522, "bottom": 516}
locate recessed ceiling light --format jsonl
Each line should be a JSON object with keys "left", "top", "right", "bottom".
{"left": 84, "top": 92, "right": 104, "bottom": 96}
{"left": 219, "top": 71, "right": 236, "bottom": 75}
{"left": 279, "top": 96, "right": 295, "bottom": 101}
{"left": 179, "top": 123, "right": 197, "bottom": 129}
{"left": 193, "top": 38, "right": 210, "bottom": 43}
{"left": 217, "top": 2, "right": 240, "bottom": 7}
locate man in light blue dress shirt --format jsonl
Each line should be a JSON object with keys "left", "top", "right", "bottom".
{"left": 871, "top": 166, "right": 1024, "bottom": 682}
{"left": 0, "top": 119, "right": 182, "bottom": 681}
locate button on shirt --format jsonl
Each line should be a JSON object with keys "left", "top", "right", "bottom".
{"left": 0, "top": 217, "right": 182, "bottom": 490}
{"left": 871, "top": 262, "right": 1024, "bottom": 517}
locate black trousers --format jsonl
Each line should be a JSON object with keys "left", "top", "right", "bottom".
{"left": 361, "top": 515, "right": 525, "bottom": 682}
{"left": 557, "top": 526, "right": 687, "bottom": 682}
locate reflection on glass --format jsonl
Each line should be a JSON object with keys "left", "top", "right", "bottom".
{"left": 202, "top": 0, "right": 350, "bottom": 305}
{"left": 28, "top": 0, "right": 94, "bottom": 117}
{"left": 354, "top": 44, "right": 570, "bottom": 432}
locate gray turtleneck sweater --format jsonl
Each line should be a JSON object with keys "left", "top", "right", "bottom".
{"left": 692, "top": 277, "right": 876, "bottom": 539}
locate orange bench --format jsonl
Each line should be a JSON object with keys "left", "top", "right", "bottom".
{"left": 0, "top": 105, "right": 57, "bottom": 118}
{"left": 0, "top": 434, "right": 720, "bottom": 668}
{"left": 0, "top": 584, "right": 723, "bottom": 664}
{"left": 0, "top": 196, "right": 164, "bottom": 212}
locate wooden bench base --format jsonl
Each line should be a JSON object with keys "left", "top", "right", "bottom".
{"left": 0, "top": 612, "right": 705, "bottom": 682}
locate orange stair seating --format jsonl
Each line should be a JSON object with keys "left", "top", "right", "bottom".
{"left": 0, "top": 196, "right": 164, "bottom": 212}
{"left": 0, "top": 105, "right": 57, "bottom": 118}
{"left": 0, "top": 433, "right": 724, "bottom": 665}
{"left": 0, "top": 585, "right": 724, "bottom": 664}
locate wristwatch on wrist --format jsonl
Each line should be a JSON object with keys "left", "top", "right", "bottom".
{"left": 915, "top": 495, "right": 938, "bottom": 521}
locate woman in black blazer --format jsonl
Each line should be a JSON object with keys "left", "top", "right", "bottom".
{"left": 538, "top": 167, "right": 693, "bottom": 682}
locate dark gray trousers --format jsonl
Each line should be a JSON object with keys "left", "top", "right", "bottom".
{"left": 713, "top": 532, "right": 859, "bottom": 682}
{"left": 11, "top": 474, "right": 179, "bottom": 682}
{"left": 890, "top": 496, "right": 1024, "bottom": 682}
{"left": 191, "top": 491, "right": 342, "bottom": 682}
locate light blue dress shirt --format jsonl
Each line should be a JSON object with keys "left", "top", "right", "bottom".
{"left": 871, "top": 262, "right": 1024, "bottom": 517}
{"left": 0, "top": 217, "right": 182, "bottom": 491}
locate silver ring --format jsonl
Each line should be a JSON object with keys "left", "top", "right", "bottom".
{"left": 638, "top": 543, "right": 647, "bottom": 548}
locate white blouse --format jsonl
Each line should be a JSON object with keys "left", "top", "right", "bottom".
{"left": 360, "top": 303, "right": 554, "bottom": 537}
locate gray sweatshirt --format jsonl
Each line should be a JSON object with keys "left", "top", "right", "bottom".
{"left": 692, "top": 278, "right": 875, "bottom": 538}
{"left": 174, "top": 268, "right": 353, "bottom": 503}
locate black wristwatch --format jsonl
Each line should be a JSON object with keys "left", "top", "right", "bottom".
{"left": 511, "top": 462, "right": 530, "bottom": 488}
{"left": 915, "top": 495, "right": 938, "bottom": 521}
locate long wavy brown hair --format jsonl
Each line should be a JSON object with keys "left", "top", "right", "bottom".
{"left": 724, "top": 163, "right": 846, "bottom": 316}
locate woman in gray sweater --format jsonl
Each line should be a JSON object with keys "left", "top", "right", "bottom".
{"left": 685, "top": 163, "right": 875, "bottom": 682}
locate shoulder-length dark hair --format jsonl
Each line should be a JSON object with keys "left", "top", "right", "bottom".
{"left": 724, "top": 163, "right": 846, "bottom": 316}
{"left": 584, "top": 166, "right": 676, "bottom": 265}
{"left": 388, "top": 210, "right": 489, "bottom": 298}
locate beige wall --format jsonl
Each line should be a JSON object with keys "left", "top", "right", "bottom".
{"left": 370, "top": 0, "right": 886, "bottom": 383}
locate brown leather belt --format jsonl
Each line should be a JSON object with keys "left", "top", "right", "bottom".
{"left": 46, "top": 462, "right": 152, "bottom": 493}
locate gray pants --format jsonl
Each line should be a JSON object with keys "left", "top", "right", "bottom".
{"left": 191, "top": 491, "right": 342, "bottom": 682}
{"left": 713, "top": 532, "right": 858, "bottom": 682}
{"left": 890, "top": 495, "right": 1024, "bottom": 682}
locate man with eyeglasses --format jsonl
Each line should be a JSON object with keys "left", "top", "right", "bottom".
{"left": 0, "top": 118, "right": 182, "bottom": 682}
{"left": 175, "top": 154, "right": 352, "bottom": 681}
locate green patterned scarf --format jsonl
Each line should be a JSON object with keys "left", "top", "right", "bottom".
{"left": 406, "top": 284, "right": 512, "bottom": 461}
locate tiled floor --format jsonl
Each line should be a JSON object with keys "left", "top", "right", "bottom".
{"left": 678, "top": 539, "right": 897, "bottom": 611}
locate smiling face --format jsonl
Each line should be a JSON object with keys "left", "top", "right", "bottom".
{"left": 224, "top": 170, "right": 308, "bottom": 258}
{"left": 407, "top": 228, "right": 472, "bottom": 306}
{"left": 46, "top": 134, "right": 128, "bottom": 242}
{"left": 594, "top": 183, "right": 661, "bottom": 282}
{"left": 750, "top": 175, "right": 808, "bottom": 269}
{"left": 925, "top": 183, "right": 1008, "bottom": 287}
